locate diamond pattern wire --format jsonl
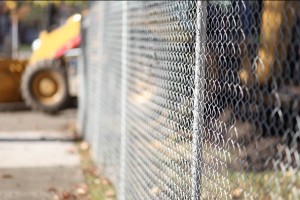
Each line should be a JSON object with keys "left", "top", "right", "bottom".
{"left": 78, "top": 1, "right": 300, "bottom": 199}
{"left": 124, "top": 1, "right": 196, "bottom": 199}
{"left": 95, "top": 1, "right": 123, "bottom": 189}
{"left": 78, "top": 1, "right": 123, "bottom": 191}
{"left": 82, "top": 1, "right": 102, "bottom": 147}
{"left": 77, "top": 5, "right": 89, "bottom": 137}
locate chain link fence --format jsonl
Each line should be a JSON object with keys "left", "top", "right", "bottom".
{"left": 78, "top": 1, "right": 300, "bottom": 199}
{"left": 78, "top": 1, "right": 123, "bottom": 191}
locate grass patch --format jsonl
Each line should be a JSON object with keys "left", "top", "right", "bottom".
{"left": 19, "top": 44, "right": 32, "bottom": 51}
{"left": 77, "top": 141, "right": 116, "bottom": 200}
{"left": 228, "top": 170, "right": 300, "bottom": 200}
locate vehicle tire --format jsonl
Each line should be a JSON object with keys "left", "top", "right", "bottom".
{"left": 21, "top": 59, "right": 69, "bottom": 114}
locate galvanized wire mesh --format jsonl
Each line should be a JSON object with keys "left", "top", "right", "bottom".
{"left": 94, "top": 1, "right": 123, "bottom": 187}
{"left": 78, "top": 1, "right": 123, "bottom": 190}
{"left": 78, "top": 1, "right": 300, "bottom": 199}
{"left": 82, "top": 1, "right": 102, "bottom": 149}
{"left": 123, "top": 1, "right": 196, "bottom": 199}
{"left": 77, "top": 11, "right": 89, "bottom": 136}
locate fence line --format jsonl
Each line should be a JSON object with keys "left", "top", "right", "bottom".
{"left": 78, "top": 1, "right": 300, "bottom": 199}
{"left": 119, "top": 1, "right": 128, "bottom": 199}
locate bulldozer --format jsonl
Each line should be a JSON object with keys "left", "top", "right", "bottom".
{"left": 0, "top": 2, "right": 82, "bottom": 113}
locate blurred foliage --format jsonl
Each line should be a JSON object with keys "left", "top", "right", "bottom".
{"left": 32, "top": 1, "right": 88, "bottom": 7}
{"left": 4, "top": 1, "right": 17, "bottom": 10}
{"left": 3, "top": 0, "right": 88, "bottom": 26}
{"left": 2, "top": 0, "right": 88, "bottom": 45}
{"left": 4, "top": 0, "right": 87, "bottom": 19}
{"left": 4, "top": 0, "right": 87, "bottom": 9}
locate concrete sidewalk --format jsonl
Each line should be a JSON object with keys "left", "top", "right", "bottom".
{"left": 0, "top": 109, "right": 85, "bottom": 200}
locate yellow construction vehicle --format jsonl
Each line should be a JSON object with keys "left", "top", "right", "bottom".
{"left": 0, "top": 58, "right": 27, "bottom": 102}
{"left": 239, "top": 1, "right": 297, "bottom": 86}
{"left": 21, "top": 13, "right": 81, "bottom": 113}
{"left": 0, "top": 2, "right": 82, "bottom": 113}
{"left": 208, "top": 1, "right": 300, "bottom": 170}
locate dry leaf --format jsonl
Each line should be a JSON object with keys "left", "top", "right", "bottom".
{"left": 2, "top": 174, "right": 13, "bottom": 179}
{"left": 47, "top": 186, "right": 57, "bottom": 193}
{"left": 150, "top": 186, "right": 160, "bottom": 195}
{"left": 286, "top": 170, "right": 292, "bottom": 177}
{"left": 86, "top": 166, "right": 99, "bottom": 177}
{"left": 61, "top": 191, "right": 71, "bottom": 199}
{"left": 93, "top": 178, "right": 101, "bottom": 185}
{"left": 75, "top": 183, "right": 88, "bottom": 195}
{"left": 232, "top": 188, "right": 243, "bottom": 199}
{"left": 52, "top": 194, "right": 59, "bottom": 200}
{"left": 105, "top": 189, "right": 116, "bottom": 198}
{"left": 80, "top": 142, "right": 89, "bottom": 151}
{"left": 75, "top": 187, "right": 87, "bottom": 195}
{"left": 101, "top": 178, "right": 110, "bottom": 186}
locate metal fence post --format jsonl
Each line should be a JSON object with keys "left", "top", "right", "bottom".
{"left": 192, "top": 1, "right": 207, "bottom": 200}
{"left": 93, "top": 1, "right": 106, "bottom": 163}
{"left": 119, "top": 1, "right": 128, "bottom": 199}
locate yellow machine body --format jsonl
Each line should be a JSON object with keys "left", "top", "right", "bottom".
{"left": 29, "top": 14, "right": 81, "bottom": 65}
{"left": 239, "top": 1, "right": 297, "bottom": 85}
{"left": 0, "top": 58, "right": 27, "bottom": 102}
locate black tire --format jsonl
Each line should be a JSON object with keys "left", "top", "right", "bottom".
{"left": 21, "top": 59, "right": 69, "bottom": 114}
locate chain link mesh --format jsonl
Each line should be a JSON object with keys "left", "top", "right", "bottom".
{"left": 80, "top": 1, "right": 101, "bottom": 147}
{"left": 78, "top": 1, "right": 123, "bottom": 190}
{"left": 124, "top": 2, "right": 196, "bottom": 199}
{"left": 78, "top": 1, "right": 300, "bottom": 199}
{"left": 95, "top": 1, "right": 123, "bottom": 188}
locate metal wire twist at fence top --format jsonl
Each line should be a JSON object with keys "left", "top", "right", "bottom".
{"left": 77, "top": 1, "right": 300, "bottom": 199}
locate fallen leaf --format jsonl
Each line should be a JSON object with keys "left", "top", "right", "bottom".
{"left": 101, "top": 178, "right": 110, "bottom": 186}
{"left": 52, "top": 194, "right": 59, "bottom": 200}
{"left": 232, "top": 188, "right": 243, "bottom": 199}
{"left": 150, "top": 186, "right": 160, "bottom": 195}
{"left": 62, "top": 191, "right": 71, "bottom": 198}
{"left": 79, "top": 142, "right": 89, "bottom": 151}
{"left": 2, "top": 174, "right": 13, "bottom": 179}
{"left": 75, "top": 187, "right": 87, "bottom": 195}
{"left": 286, "top": 170, "right": 292, "bottom": 177}
{"left": 47, "top": 187, "right": 57, "bottom": 193}
{"left": 75, "top": 184, "right": 88, "bottom": 195}
{"left": 86, "top": 166, "right": 99, "bottom": 177}
{"left": 105, "top": 189, "right": 116, "bottom": 198}
{"left": 93, "top": 178, "right": 101, "bottom": 185}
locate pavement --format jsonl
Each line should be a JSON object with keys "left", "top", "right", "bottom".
{"left": 0, "top": 107, "right": 84, "bottom": 200}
